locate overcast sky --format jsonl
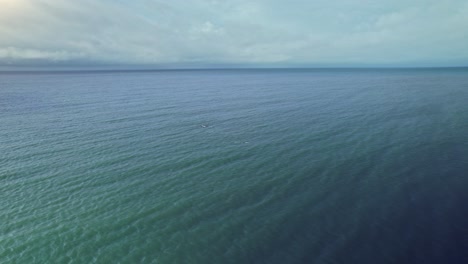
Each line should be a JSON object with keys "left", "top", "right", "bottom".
{"left": 1, "top": 0, "right": 467, "bottom": 68}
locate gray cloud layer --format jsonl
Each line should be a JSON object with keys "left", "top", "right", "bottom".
{"left": 1, "top": 0, "right": 467, "bottom": 67}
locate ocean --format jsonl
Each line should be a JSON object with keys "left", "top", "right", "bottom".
{"left": 1, "top": 68, "right": 467, "bottom": 263}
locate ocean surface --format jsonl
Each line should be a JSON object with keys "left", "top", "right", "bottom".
{"left": 1, "top": 68, "right": 467, "bottom": 263}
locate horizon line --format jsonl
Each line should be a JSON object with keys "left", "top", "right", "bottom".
{"left": 1, "top": 65, "right": 468, "bottom": 73}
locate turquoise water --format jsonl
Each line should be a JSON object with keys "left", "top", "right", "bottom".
{"left": 1, "top": 69, "right": 467, "bottom": 263}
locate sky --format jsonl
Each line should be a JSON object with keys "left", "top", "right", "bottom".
{"left": 0, "top": 0, "right": 467, "bottom": 68}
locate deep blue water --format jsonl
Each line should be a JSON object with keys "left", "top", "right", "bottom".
{"left": 1, "top": 69, "right": 467, "bottom": 263}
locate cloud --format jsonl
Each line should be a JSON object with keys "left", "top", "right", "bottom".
{"left": 0, "top": 47, "right": 82, "bottom": 61}
{"left": 0, "top": 0, "right": 467, "bottom": 67}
